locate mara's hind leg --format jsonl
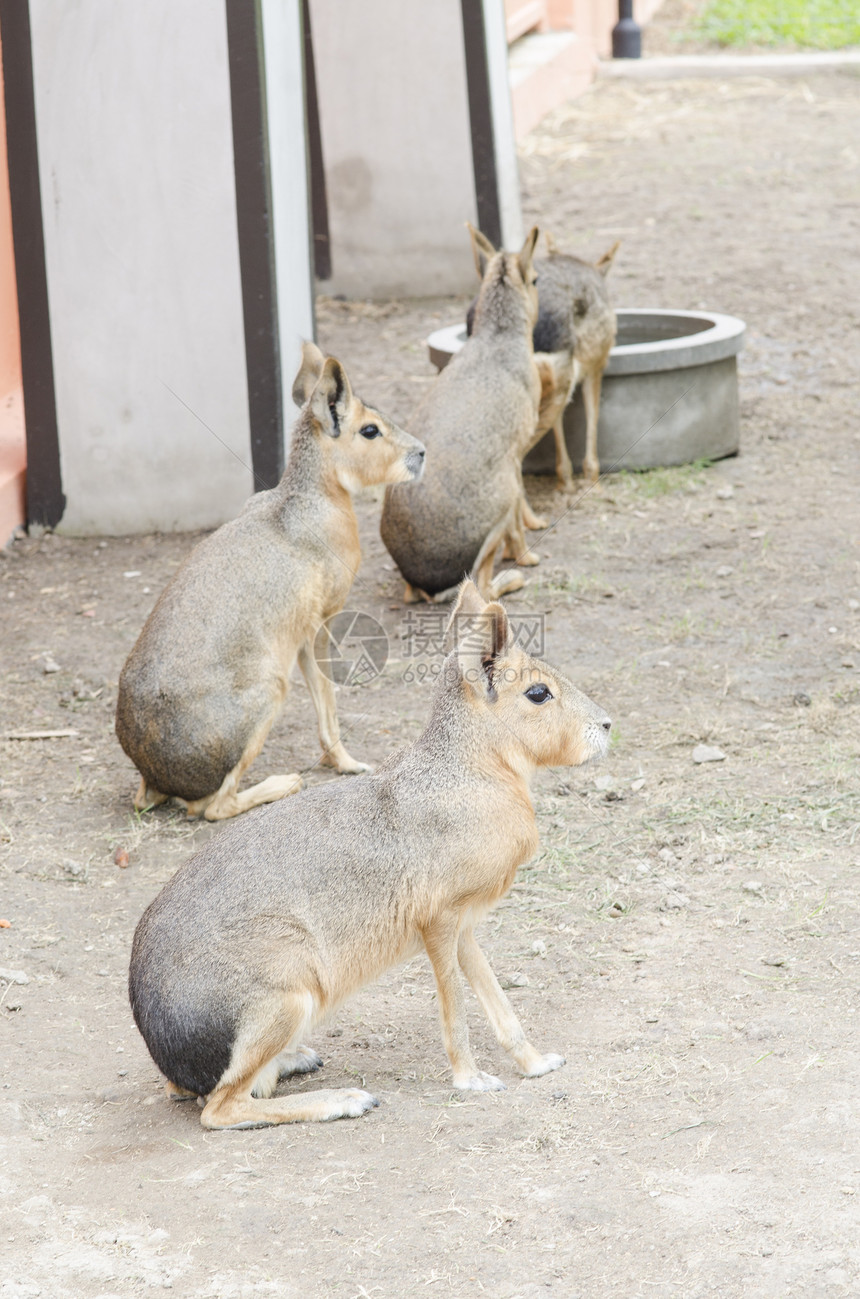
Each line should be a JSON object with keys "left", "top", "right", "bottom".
{"left": 203, "top": 1082, "right": 378, "bottom": 1129}
{"left": 473, "top": 518, "right": 524, "bottom": 602}
{"left": 581, "top": 365, "right": 605, "bottom": 485}
{"left": 200, "top": 994, "right": 378, "bottom": 1130}
{"left": 192, "top": 771, "right": 302, "bottom": 822}
{"left": 297, "top": 643, "right": 370, "bottom": 775}
{"left": 534, "top": 351, "right": 575, "bottom": 491}
{"left": 458, "top": 927, "right": 565, "bottom": 1078}
{"left": 502, "top": 500, "right": 540, "bottom": 568}
{"left": 553, "top": 416, "right": 575, "bottom": 491}
{"left": 186, "top": 701, "right": 302, "bottom": 822}
{"left": 134, "top": 778, "right": 168, "bottom": 812}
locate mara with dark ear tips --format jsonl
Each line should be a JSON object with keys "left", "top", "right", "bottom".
{"left": 115, "top": 342, "right": 425, "bottom": 821}
{"left": 128, "top": 578, "right": 611, "bottom": 1129}
{"left": 466, "top": 234, "right": 619, "bottom": 489}
{"left": 381, "top": 225, "right": 542, "bottom": 604}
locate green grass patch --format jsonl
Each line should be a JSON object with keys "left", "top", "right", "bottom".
{"left": 696, "top": 0, "right": 860, "bottom": 49}
{"left": 619, "top": 459, "right": 712, "bottom": 500}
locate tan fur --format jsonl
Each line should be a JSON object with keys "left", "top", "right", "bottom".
{"left": 115, "top": 343, "right": 425, "bottom": 820}
{"left": 531, "top": 235, "right": 619, "bottom": 489}
{"left": 380, "top": 227, "right": 541, "bottom": 602}
{"left": 128, "top": 580, "right": 612, "bottom": 1128}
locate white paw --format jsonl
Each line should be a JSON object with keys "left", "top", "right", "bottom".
{"left": 332, "top": 1089, "right": 380, "bottom": 1119}
{"left": 277, "top": 1045, "right": 323, "bottom": 1078}
{"left": 454, "top": 1071, "right": 507, "bottom": 1093}
{"left": 524, "top": 1053, "right": 566, "bottom": 1078}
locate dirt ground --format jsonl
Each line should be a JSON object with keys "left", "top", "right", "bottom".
{"left": 2, "top": 70, "right": 860, "bottom": 1299}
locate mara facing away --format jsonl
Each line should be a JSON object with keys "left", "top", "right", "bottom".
{"left": 466, "top": 232, "right": 619, "bottom": 490}
{"left": 381, "top": 225, "right": 542, "bottom": 604}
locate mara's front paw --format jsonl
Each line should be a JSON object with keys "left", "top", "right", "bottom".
{"left": 277, "top": 1045, "right": 323, "bottom": 1078}
{"left": 454, "top": 1071, "right": 507, "bottom": 1093}
{"left": 524, "top": 1053, "right": 566, "bottom": 1078}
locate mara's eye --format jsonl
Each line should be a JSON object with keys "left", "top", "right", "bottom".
{"left": 525, "top": 683, "right": 553, "bottom": 704}
{"left": 359, "top": 423, "right": 381, "bottom": 440}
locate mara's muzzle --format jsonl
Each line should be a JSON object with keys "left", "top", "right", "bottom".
{"left": 586, "top": 712, "right": 612, "bottom": 761}
{"left": 405, "top": 445, "right": 426, "bottom": 482}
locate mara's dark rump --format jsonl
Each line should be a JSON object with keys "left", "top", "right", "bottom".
{"left": 115, "top": 677, "right": 249, "bottom": 803}
{"left": 532, "top": 301, "right": 573, "bottom": 354}
{"left": 466, "top": 290, "right": 572, "bottom": 356}
{"left": 128, "top": 928, "right": 237, "bottom": 1096}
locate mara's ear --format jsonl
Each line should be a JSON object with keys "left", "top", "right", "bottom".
{"left": 544, "top": 230, "right": 559, "bottom": 255}
{"left": 467, "top": 222, "right": 497, "bottom": 280}
{"left": 309, "top": 356, "right": 353, "bottom": 439}
{"left": 596, "top": 240, "right": 620, "bottom": 277}
{"left": 453, "top": 598, "right": 510, "bottom": 701}
{"left": 444, "top": 578, "right": 486, "bottom": 650}
{"left": 292, "top": 341, "right": 326, "bottom": 407}
{"left": 517, "top": 225, "right": 539, "bottom": 281}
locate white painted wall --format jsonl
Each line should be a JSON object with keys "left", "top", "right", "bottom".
{"left": 310, "top": 0, "right": 485, "bottom": 298}
{"left": 30, "top": 0, "right": 253, "bottom": 534}
{"left": 483, "top": 0, "right": 524, "bottom": 249}
{"left": 260, "top": 0, "right": 315, "bottom": 425}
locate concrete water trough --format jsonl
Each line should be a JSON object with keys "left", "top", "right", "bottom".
{"left": 426, "top": 308, "right": 746, "bottom": 473}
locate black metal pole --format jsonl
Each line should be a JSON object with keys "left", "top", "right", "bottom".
{"left": 612, "top": 0, "right": 641, "bottom": 58}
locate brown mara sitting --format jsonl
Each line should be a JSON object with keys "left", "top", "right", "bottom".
{"left": 128, "top": 580, "right": 612, "bottom": 1130}
{"left": 115, "top": 343, "right": 425, "bottom": 821}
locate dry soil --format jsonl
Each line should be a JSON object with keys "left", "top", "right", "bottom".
{"left": 1, "top": 70, "right": 859, "bottom": 1299}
